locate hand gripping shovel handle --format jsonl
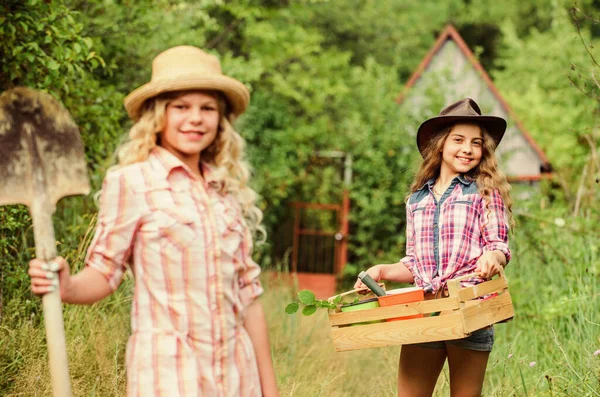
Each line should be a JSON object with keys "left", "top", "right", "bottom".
{"left": 32, "top": 203, "right": 72, "bottom": 397}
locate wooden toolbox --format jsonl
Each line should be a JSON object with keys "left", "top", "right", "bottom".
{"left": 328, "top": 269, "right": 514, "bottom": 352}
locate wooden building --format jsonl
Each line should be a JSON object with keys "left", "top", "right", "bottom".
{"left": 397, "top": 24, "right": 552, "bottom": 182}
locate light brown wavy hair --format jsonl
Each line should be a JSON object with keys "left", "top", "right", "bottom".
{"left": 113, "top": 89, "right": 265, "bottom": 238}
{"left": 408, "top": 123, "right": 514, "bottom": 228}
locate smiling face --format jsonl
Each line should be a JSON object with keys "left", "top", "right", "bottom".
{"left": 160, "top": 91, "right": 220, "bottom": 167}
{"left": 440, "top": 123, "right": 483, "bottom": 180}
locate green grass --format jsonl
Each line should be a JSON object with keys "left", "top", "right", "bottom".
{"left": 0, "top": 288, "right": 130, "bottom": 396}
{"left": 0, "top": 215, "right": 599, "bottom": 396}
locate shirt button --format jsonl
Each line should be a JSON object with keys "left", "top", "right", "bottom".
{"left": 434, "top": 223, "right": 438, "bottom": 228}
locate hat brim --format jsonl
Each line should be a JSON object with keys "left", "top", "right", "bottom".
{"left": 124, "top": 74, "right": 250, "bottom": 121}
{"left": 416, "top": 115, "right": 507, "bottom": 156}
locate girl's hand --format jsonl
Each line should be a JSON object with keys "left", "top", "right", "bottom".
{"left": 475, "top": 251, "right": 503, "bottom": 279}
{"left": 353, "top": 265, "right": 383, "bottom": 292}
{"left": 28, "top": 256, "right": 71, "bottom": 300}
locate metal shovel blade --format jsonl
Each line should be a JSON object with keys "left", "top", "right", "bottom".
{"left": 0, "top": 87, "right": 91, "bottom": 397}
{"left": 0, "top": 87, "right": 90, "bottom": 206}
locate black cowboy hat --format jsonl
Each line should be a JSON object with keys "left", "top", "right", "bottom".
{"left": 416, "top": 98, "right": 507, "bottom": 156}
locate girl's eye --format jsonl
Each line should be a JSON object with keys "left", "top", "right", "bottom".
{"left": 473, "top": 141, "right": 482, "bottom": 146}
{"left": 202, "top": 106, "right": 217, "bottom": 111}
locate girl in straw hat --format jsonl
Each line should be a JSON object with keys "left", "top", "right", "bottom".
{"left": 28, "top": 45, "right": 279, "bottom": 397}
{"left": 355, "top": 98, "right": 513, "bottom": 396}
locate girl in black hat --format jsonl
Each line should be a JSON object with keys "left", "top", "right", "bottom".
{"left": 355, "top": 98, "right": 513, "bottom": 396}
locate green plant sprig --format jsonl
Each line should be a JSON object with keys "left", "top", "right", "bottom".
{"left": 285, "top": 290, "right": 360, "bottom": 316}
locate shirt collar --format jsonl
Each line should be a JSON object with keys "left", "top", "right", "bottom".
{"left": 149, "top": 146, "right": 217, "bottom": 184}
{"left": 456, "top": 174, "right": 472, "bottom": 185}
{"left": 419, "top": 174, "right": 473, "bottom": 191}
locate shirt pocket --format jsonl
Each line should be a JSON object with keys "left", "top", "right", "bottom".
{"left": 410, "top": 205, "right": 435, "bottom": 259}
{"left": 411, "top": 205, "right": 434, "bottom": 221}
{"left": 449, "top": 200, "right": 473, "bottom": 205}
{"left": 222, "top": 212, "right": 246, "bottom": 259}
{"left": 412, "top": 206, "right": 428, "bottom": 213}
{"left": 441, "top": 200, "right": 478, "bottom": 239}
{"left": 213, "top": 198, "right": 246, "bottom": 259}
{"left": 224, "top": 210, "right": 245, "bottom": 236}
{"left": 154, "top": 208, "right": 198, "bottom": 248}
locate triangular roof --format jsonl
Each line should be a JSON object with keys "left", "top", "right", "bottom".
{"left": 397, "top": 24, "right": 551, "bottom": 181}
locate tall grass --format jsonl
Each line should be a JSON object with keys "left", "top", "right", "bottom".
{"left": 0, "top": 212, "right": 598, "bottom": 396}
{"left": 0, "top": 287, "right": 130, "bottom": 396}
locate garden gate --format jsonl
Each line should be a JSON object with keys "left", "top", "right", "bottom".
{"left": 288, "top": 152, "right": 352, "bottom": 298}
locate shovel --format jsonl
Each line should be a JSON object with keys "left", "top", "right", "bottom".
{"left": 0, "top": 87, "right": 90, "bottom": 396}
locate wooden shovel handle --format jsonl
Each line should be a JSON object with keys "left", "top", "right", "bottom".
{"left": 327, "top": 283, "right": 385, "bottom": 302}
{"left": 32, "top": 206, "right": 72, "bottom": 397}
{"left": 42, "top": 288, "right": 71, "bottom": 397}
{"left": 327, "top": 287, "right": 368, "bottom": 302}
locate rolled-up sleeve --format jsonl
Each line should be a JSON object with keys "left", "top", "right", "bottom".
{"left": 480, "top": 189, "right": 511, "bottom": 263}
{"left": 237, "top": 228, "right": 264, "bottom": 308}
{"left": 85, "top": 171, "right": 140, "bottom": 290}
{"left": 399, "top": 204, "right": 417, "bottom": 273}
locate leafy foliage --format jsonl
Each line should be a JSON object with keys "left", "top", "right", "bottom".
{"left": 1, "top": 0, "right": 599, "bottom": 336}
{"left": 0, "top": 0, "right": 122, "bottom": 316}
{"left": 285, "top": 289, "right": 342, "bottom": 316}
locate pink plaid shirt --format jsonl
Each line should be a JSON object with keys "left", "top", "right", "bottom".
{"left": 400, "top": 175, "right": 511, "bottom": 293}
{"left": 85, "top": 146, "right": 263, "bottom": 397}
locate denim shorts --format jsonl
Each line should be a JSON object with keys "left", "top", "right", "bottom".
{"left": 411, "top": 326, "right": 494, "bottom": 352}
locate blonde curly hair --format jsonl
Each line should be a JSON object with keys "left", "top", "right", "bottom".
{"left": 408, "top": 123, "right": 514, "bottom": 228}
{"left": 114, "top": 90, "right": 265, "bottom": 237}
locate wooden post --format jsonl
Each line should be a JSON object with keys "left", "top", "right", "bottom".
{"left": 337, "top": 189, "right": 350, "bottom": 274}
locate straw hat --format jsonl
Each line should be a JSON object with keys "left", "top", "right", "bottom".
{"left": 124, "top": 46, "right": 250, "bottom": 120}
{"left": 416, "top": 98, "right": 507, "bottom": 156}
